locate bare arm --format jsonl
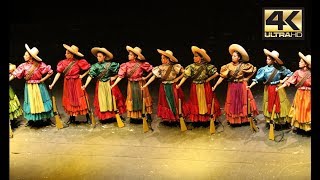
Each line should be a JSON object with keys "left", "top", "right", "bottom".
{"left": 142, "top": 72, "right": 153, "bottom": 81}
{"left": 280, "top": 76, "right": 289, "bottom": 84}
{"left": 110, "top": 77, "right": 123, "bottom": 89}
{"left": 276, "top": 83, "right": 288, "bottom": 91}
{"left": 81, "top": 76, "right": 93, "bottom": 90}
{"left": 40, "top": 72, "right": 53, "bottom": 83}
{"left": 110, "top": 75, "right": 118, "bottom": 82}
{"left": 247, "top": 81, "right": 257, "bottom": 89}
{"left": 80, "top": 70, "right": 90, "bottom": 79}
{"left": 212, "top": 77, "right": 225, "bottom": 91}
{"left": 9, "top": 74, "right": 15, "bottom": 82}
{"left": 176, "top": 76, "right": 188, "bottom": 89}
{"left": 49, "top": 73, "right": 61, "bottom": 90}
{"left": 141, "top": 75, "right": 156, "bottom": 89}
{"left": 205, "top": 72, "right": 219, "bottom": 83}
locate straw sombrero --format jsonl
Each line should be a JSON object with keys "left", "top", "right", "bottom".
{"left": 263, "top": 49, "right": 283, "bottom": 65}
{"left": 25, "top": 44, "right": 42, "bottom": 61}
{"left": 298, "top": 52, "right": 311, "bottom": 68}
{"left": 229, "top": 44, "right": 249, "bottom": 61}
{"left": 63, "top": 44, "right": 84, "bottom": 57}
{"left": 157, "top": 49, "right": 178, "bottom": 62}
{"left": 91, "top": 47, "right": 113, "bottom": 60}
{"left": 126, "top": 46, "right": 145, "bottom": 60}
{"left": 191, "top": 46, "right": 211, "bottom": 62}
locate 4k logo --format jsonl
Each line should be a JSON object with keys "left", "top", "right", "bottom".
{"left": 263, "top": 8, "right": 304, "bottom": 40}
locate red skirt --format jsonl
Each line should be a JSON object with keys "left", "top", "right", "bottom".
{"left": 62, "top": 77, "right": 88, "bottom": 116}
{"left": 157, "top": 83, "right": 185, "bottom": 122}
{"left": 183, "top": 82, "right": 221, "bottom": 122}
{"left": 93, "top": 81, "right": 126, "bottom": 120}
{"left": 224, "top": 81, "right": 259, "bottom": 124}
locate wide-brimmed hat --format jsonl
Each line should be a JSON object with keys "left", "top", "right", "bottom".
{"left": 126, "top": 46, "right": 145, "bottom": 60}
{"left": 157, "top": 49, "right": 178, "bottom": 62}
{"left": 9, "top": 63, "right": 16, "bottom": 72}
{"left": 191, "top": 46, "right": 211, "bottom": 62}
{"left": 25, "top": 44, "right": 42, "bottom": 61}
{"left": 263, "top": 49, "right": 283, "bottom": 65}
{"left": 91, "top": 47, "right": 113, "bottom": 60}
{"left": 298, "top": 52, "right": 311, "bottom": 68}
{"left": 229, "top": 44, "right": 249, "bottom": 62}
{"left": 63, "top": 44, "right": 84, "bottom": 57}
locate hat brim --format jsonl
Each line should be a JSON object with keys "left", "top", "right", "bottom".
{"left": 63, "top": 44, "right": 84, "bottom": 57}
{"left": 91, "top": 47, "right": 113, "bottom": 60}
{"left": 157, "top": 49, "right": 178, "bottom": 62}
{"left": 126, "top": 46, "right": 145, "bottom": 60}
{"left": 229, "top": 44, "right": 249, "bottom": 61}
{"left": 191, "top": 46, "right": 211, "bottom": 62}
{"left": 25, "top": 44, "right": 42, "bottom": 61}
{"left": 263, "top": 49, "right": 283, "bottom": 65}
{"left": 299, "top": 52, "right": 311, "bottom": 68}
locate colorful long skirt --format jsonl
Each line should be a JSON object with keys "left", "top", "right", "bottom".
{"left": 62, "top": 77, "right": 88, "bottom": 116}
{"left": 263, "top": 84, "right": 291, "bottom": 125}
{"left": 183, "top": 82, "right": 221, "bottom": 122}
{"left": 23, "top": 83, "right": 54, "bottom": 121}
{"left": 126, "top": 80, "right": 152, "bottom": 119}
{"left": 9, "top": 85, "right": 23, "bottom": 120}
{"left": 93, "top": 80, "right": 126, "bottom": 120}
{"left": 224, "top": 81, "right": 259, "bottom": 124}
{"left": 289, "top": 88, "right": 311, "bottom": 131}
{"left": 157, "top": 83, "right": 185, "bottom": 122}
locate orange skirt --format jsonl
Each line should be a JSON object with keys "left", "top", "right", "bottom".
{"left": 290, "top": 89, "right": 311, "bottom": 131}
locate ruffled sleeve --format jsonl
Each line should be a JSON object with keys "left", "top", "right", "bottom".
{"left": 173, "top": 64, "right": 183, "bottom": 74}
{"left": 118, "top": 63, "right": 128, "bottom": 78}
{"left": 252, "top": 67, "right": 265, "bottom": 83}
{"left": 152, "top": 66, "right": 161, "bottom": 78}
{"left": 109, "top": 62, "right": 120, "bottom": 76}
{"left": 12, "top": 63, "right": 26, "bottom": 79}
{"left": 39, "top": 62, "right": 53, "bottom": 75}
{"left": 280, "top": 66, "right": 293, "bottom": 77}
{"left": 242, "top": 63, "right": 256, "bottom": 75}
{"left": 285, "top": 70, "right": 298, "bottom": 86}
{"left": 219, "top": 64, "right": 230, "bottom": 78}
{"left": 206, "top": 64, "right": 218, "bottom": 76}
{"left": 183, "top": 64, "right": 193, "bottom": 78}
{"left": 88, "top": 63, "right": 99, "bottom": 78}
{"left": 141, "top": 62, "right": 153, "bottom": 72}
{"left": 78, "top": 59, "right": 91, "bottom": 71}
{"left": 56, "top": 60, "right": 66, "bottom": 73}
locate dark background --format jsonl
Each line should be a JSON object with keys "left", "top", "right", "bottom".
{"left": 7, "top": 0, "right": 315, "bottom": 178}
{"left": 9, "top": 0, "right": 312, "bottom": 97}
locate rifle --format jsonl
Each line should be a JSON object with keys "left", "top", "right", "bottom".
{"left": 178, "top": 98, "right": 187, "bottom": 132}
{"left": 83, "top": 91, "right": 96, "bottom": 128}
{"left": 50, "top": 90, "right": 64, "bottom": 129}
{"left": 9, "top": 120, "right": 13, "bottom": 138}
{"left": 247, "top": 90, "right": 259, "bottom": 132}
{"left": 112, "top": 94, "right": 125, "bottom": 128}
{"left": 141, "top": 90, "right": 149, "bottom": 133}
{"left": 210, "top": 97, "right": 216, "bottom": 134}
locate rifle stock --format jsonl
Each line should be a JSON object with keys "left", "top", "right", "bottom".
{"left": 142, "top": 97, "right": 149, "bottom": 133}
{"left": 269, "top": 104, "right": 276, "bottom": 141}
{"left": 112, "top": 95, "right": 125, "bottom": 128}
{"left": 178, "top": 98, "right": 187, "bottom": 132}
{"left": 52, "top": 96, "right": 64, "bottom": 129}
{"left": 84, "top": 92, "right": 96, "bottom": 127}
{"left": 210, "top": 98, "right": 216, "bottom": 134}
{"left": 9, "top": 121, "right": 13, "bottom": 138}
